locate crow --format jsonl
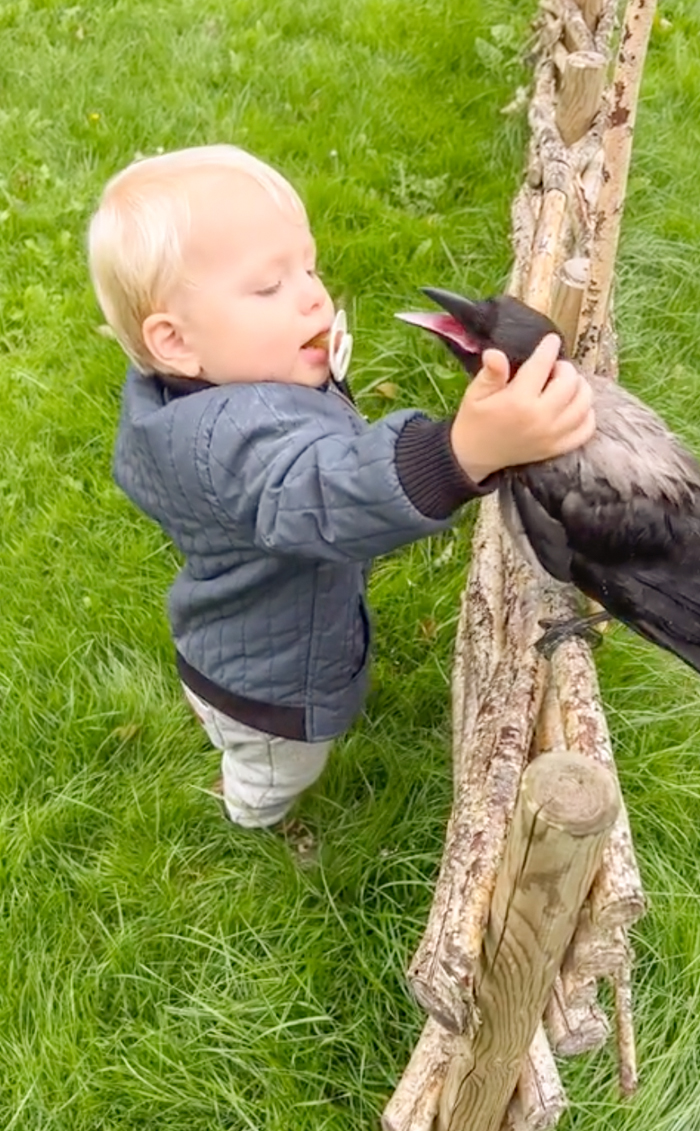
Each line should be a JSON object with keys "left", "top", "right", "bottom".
{"left": 397, "top": 287, "right": 700, "bottom": 673}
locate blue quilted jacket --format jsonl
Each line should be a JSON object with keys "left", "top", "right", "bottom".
{"left": 114, "top": 368, "right": 495, "bottom": 741}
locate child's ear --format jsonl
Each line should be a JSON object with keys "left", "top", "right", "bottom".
{"left": 142, "top": 312, "right": 201, "bottom": 377}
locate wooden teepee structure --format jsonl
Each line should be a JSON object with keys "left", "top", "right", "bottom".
{"left": 383, "top": 1, "right": 656, "bottom": 1127}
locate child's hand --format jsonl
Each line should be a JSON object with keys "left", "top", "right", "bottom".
{"left": 450, "top": 333, "right": 595, "bottom": 483}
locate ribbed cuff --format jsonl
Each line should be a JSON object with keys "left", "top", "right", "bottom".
{"left": 394, "top": 415, "right": 499, "bottom": 520}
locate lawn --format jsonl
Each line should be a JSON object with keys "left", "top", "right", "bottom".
{"left": 1, "top": 0, "right": 699, "bottom": 1128}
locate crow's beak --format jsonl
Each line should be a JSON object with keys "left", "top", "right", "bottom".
{"left": 395, "top": 287, "right": 485, "bottom": 368}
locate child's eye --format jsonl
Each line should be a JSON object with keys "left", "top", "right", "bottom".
{"left": 256, "top": 281, "right": 281, "bottom": 297}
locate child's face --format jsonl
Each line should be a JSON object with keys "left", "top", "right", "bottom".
{"left": 147, "top": 172, "right": 336, "bottom": 386}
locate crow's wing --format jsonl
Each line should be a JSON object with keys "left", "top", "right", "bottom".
{"left": 513, "top": 469, "right": 700, "bottom": 672}
{"left": 571, "top": 553, "right": 700, "bottom": 672}
{"left": 509, "top": 476, "right": 572, "bottom": 582}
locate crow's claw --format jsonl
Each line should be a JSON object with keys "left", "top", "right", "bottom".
{"left": 535, "top": 612, "right": 611, "bottom": 658}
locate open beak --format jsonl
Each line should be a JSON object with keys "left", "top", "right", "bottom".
{"left": 395, "top": 287, "right": 485, "bottom": 368}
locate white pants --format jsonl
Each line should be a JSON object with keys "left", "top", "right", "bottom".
{"left": 183, "top": 685, "right": 332, "bottom": 829}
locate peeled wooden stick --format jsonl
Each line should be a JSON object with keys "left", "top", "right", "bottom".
{"left": 556, "top": 51, "right": 607, "bottom": 146}
{"left": 382, "top": 1014, "right": 567, "bottom": 1131}
{"left": 528, "top": 189, "right": 569, "bottom": 310}
{"left": 551, "top": 256, "right": 590, "bottom": 352}
{"left": 577, "top": 0, "right": 659, "bottom": 371}
{"left": 438, "top": 753, "right": 619, "bottom": 1131}
{"left": 533, "top": 678, "right": 567, "bottom": 758}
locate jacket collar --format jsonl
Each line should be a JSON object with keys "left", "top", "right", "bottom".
{"left": 153, "top": 372, "right": 215, "bottom": 400}
{"left": 151, "top": 370, "right": 356, "bottom": 405}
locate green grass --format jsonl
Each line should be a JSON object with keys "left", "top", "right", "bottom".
{"left": 1, "top": 0, "right": 699, "bottom": 1127}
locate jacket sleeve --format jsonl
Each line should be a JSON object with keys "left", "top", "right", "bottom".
{"left": 202, "top": 385, "right": 497, "bottom": 562}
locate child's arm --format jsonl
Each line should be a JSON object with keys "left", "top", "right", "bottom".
{"left": 195, "top": 333, "right": 593, "bottom": 565}
{"left": 450, "top": 333, "right": 595, "bottom": 484}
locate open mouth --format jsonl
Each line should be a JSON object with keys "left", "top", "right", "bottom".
{"left": 303, "top": 329, "right": 332, "bottom": 351}
{"left": 394, "top": 311, "right": 481, "bottom": 356}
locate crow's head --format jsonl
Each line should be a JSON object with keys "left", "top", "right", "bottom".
{"left": 396, "top": 287, "right": 566, "bottom": 377}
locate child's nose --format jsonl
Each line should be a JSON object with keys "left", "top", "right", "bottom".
{"left": 300, "top": 272, "right": 328, "bottom": 313}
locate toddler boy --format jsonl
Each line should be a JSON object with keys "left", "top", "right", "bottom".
{"left": 88, "top": 145, "right": 594, "bottom": 829}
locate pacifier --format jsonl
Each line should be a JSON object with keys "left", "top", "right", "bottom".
{"left": 305, "top": 309, "right": 353, "bottom": 384}
{"left": 328, "top": 309, "right": 353, "bottom": 384}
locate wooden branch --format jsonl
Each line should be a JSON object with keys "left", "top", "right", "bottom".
{"left": 533, "top": 678, "right": 568, "bottom": 757}
{"left": 577, "top": 0, "right": 605, "bottom": 32}
{"left": 613, "top": 957, "right": 639, "bottom": 1096}
{"left": 442, "top": 636, "right": 549, "bottom": 999}
{"left": 532, "top": 644, "right": 636, "bottom": 1061}
{"left": 537, "top": 0, "right": 566, "bottom": 56}
{"left": 549, "top": 631, "right": 646, "bottom": 930}
{"left": 564, "top": 904, "right": 630, "bottom": 982}
{"left": 552, "top": 40, "right": 570, "bottom": 79}
{"left": 517, "top": 1024, "right": 568, "bottom": 1129}
{"left": 577, "top": 0, "right": 659, "bottom": 372}
{"left": 409, "top": 641, "right": 546, "bottom": 1031}
{"left": 409, "top": 505, "right": 549, "bottom": 1034}
{"left": 381, "top": 1018, "right": 455, "bottom": 1131}
{"left": 556, "top": 51, "right": 607, "bottom": 146}
{"left": 501, "top": 1029, "right": 568, "bottom": 1131}
{"left": 416, "top": 503, "right": 508, "bottom": 1031}
{"left": 573, "top": 143, "right": 605, "bottom": 252}
{"left": 438, "top": 753, "right": 619, "bottom": 1131}
{"left": 562, "top": 0, "right": 595, "bottom": 52}
{"left": 452, "top": 497, "right": 506, "bottom": 780}
{"left": 511, "top": 187, "right": 542, "bottom": 297}
{"left": 529, "top": 63, "right": 570, "bottom": 193}
{"left": 561, "top": 904, "right": 630, "bottom": 1007}
{"left": 382, "top": 1018, "right": 567, "bottom": 1131}
{"left": 390, "top": 4, "right": 649, "bottom": 1126}
{"left": 502, "top": 1096, "right": 530, "bottom": 1131}
{"left": 592, "top": 0, "right": 618, "bottom": 55}
{"left": 545, "top": 976, "right": 610, "bottom": 1056}
{"left": 596, "top": 315, "right": 620, "bottom": 379}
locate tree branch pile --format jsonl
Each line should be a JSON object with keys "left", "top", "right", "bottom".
{"left": 383, "top": 1, "right": 657, "bottom": 1127}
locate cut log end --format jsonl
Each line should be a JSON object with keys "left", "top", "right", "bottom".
{"left": 407, "top": 965, "right": 474, "bottom": 1037}
{"left": 555, "top": 50, "right": 607, "bottom": 147}
{"left": 522, "top": 751, "right": 619, "bottom": 837}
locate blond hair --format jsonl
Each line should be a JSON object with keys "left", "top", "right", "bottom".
{"left": 88, "top": 145, "right": 306, "bottom": 372}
